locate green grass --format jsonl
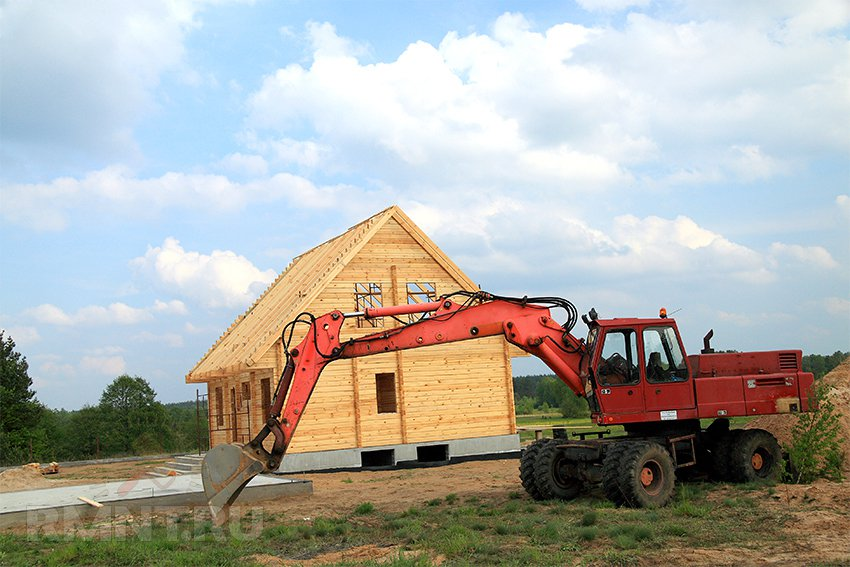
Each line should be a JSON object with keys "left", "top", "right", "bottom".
{"left": 0, "top": 479, "right": 798, "bottom": 567}
{"left": 514, "top": 416, "right": 625, "bottom": 443}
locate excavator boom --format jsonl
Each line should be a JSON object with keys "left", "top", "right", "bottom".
{"left": 201, "top": 291, "right": 586, "bottom": 523}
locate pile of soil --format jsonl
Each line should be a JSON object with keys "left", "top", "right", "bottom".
{"left": 0, "top": 465, "right": 53, "bottom": 492}
{"left": 747, "top": 356, "right": 850, "bottom": 473}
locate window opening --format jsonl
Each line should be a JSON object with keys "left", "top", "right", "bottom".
{"left": 215, "top": 387, "right": 224, "bottom": 426}
{"left": 644, "top": 326, "right": 689, "bottom": 383}
{"left": 230, "top": 387, "right": 238, "bottom": 442}
{"left": 355, "top": 283, "right": 384, "bottom": 328}
{"left": 261, "top": 378, "right": 271, "bottom": 412}
{"left": 406, "top": 282, "right": 436, "bottom": 322}
{"left": 375, "top": 372, "right": 398, "bottom": 413}
{"left": 241, "top": 382, "right": 251, "bottom": 407}
{"left": 598, "top": 329, "right": 639, "bottom": 385}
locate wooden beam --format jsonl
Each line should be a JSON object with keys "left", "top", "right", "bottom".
{"left": 502, "top": 339, "right": 517, "bottom": 435}
{"left": 351, "top": 358, "right": 363, "bottom": 447}
{"left": 397, "top": 351, "right": 408, "bottom": 444}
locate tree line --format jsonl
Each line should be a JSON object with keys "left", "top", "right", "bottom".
{"left": 513, "top": 351, "right": 849, "bottom": 418}
{"left": 1, "top": 332, "right": 208, "bottom": 466}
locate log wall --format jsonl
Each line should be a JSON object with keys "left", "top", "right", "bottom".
{"left": 207, "top": 217, "right": 516, "bottom": 453}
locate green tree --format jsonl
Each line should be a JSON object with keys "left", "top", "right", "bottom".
{"left": 98, "top": 375, "right": 173, "bottom": 456}
{"left": 514, "top": 395, "right": 537, "bottom": 415}
{"left": 802, "top": 351, "right": 849, "bottom": 380}
{"left": 164, "top": 401, "right": 209, "bottom": 453}
{"left": 785, "top": 381, "right": 845, "bottom": 483}
{"left": 63, "top": 405, "right": 106, "bottom": 460}
{"left": 536, "top": 376, "right": 568, "bottom": 409}
{"left": 0, "top": 331, "right": 49, "bottom": 464}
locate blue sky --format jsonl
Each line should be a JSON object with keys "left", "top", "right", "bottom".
{"left": 1, "top": 0, "right": 848, "bottom": 410}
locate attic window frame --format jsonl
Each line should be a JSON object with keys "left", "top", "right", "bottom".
{"left": 355, "top": 283, "right": 384, "bottom": 328}
{"left": 375, "top": 372, "right": 398, "bottom": 414}
{"left": 406, "top": 282, "right": 437, "bottom": 322}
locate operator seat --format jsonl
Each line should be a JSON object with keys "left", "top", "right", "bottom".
{"left": 647, "top": 351, "right": 666, "bottom": 382}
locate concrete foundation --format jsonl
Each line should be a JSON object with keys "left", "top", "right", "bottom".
{"left": 0, "top": 473, "right": 311, "bottom": 529}
{"left": 277, "top": 433, "right": 520, "bottom": 473}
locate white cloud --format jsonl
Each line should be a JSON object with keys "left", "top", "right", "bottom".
{"left": 131, "top": 237, "right": 277, "bottom": 309}
{"left": 79, "top": 355, "right": 127, "bottom": 376}
{"left": 824, "top": 297, "right": 850, "bottom": 317}
{"left": 242, "top": 8, "right": 849, "bottom": 193}
{"left": 25, "top": 300, "right": 183, "bottom": 326}
{"left": 727, "top": 145, "right": 789, "bottom": 181}
{"left": 409, "top": 203, "right": 774, "bottom": 286}
{"left": 153, "top": 299, "right": 189, "bottom": 315}
{"left": 0, "top": 167, "right": 349, "bottom": 230}
{"left": 27, "top": 304, "right": 75, "bottom": 326}
{"left": 37, "top": 358, "right": 77, "bottom": 380}
{"left": 216, "top": 153, "right": 269, "bottom": 177}
{"left": 769, "top": 242, "right": 839, "bottom": 269}
{"left": 0, "top": 0, "right": 202, "bottom": 167}
{"left": 0, "top": 326, "right": 41, "bottom": 346}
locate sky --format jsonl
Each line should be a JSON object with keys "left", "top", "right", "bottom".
{"left": 1, "top": 0, "right": 848, "bottom": 410}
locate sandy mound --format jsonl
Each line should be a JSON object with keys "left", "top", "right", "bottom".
{"left": 747, "top": 357, "right": 850, "bottom": 473}
{"left": 0, "top": 465, "right": 53, "bottom": 492}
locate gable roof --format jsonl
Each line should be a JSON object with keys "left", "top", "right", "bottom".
{"left": 186, "top": 205, "right": 478, "bottom": 383}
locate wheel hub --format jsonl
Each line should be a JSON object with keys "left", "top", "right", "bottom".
{"left": 640, "top": 466, "right": 655, "bottom": 487}
{"left": 751, "top": 452, "right": 764, "bottom": 471}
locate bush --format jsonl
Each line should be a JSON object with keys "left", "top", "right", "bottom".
{"left": 784, "top": 381, "right": 845, "bottom": 483}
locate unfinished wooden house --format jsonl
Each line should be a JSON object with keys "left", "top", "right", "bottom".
{"left": 186, "top": 206, "right": 519, "bottom": 471}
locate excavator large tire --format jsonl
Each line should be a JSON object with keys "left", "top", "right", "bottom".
{"left": 616, "top": 441, "right": 676, "bottom": 508}
{"left": 601, "top": 441, "right": 630, "bottom": 506}
{"left": 534, "top": 440, "right": 581, "bottom": 501}
{"left": 728, "top": 429, "right": 782, "bottom": 483}
{"left": 519, "top": 439, "right": 548, "bottom": 500}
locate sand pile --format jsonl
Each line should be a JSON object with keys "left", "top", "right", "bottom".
{"left": 747, "top": 357, "right": 850, "bottom": 474}
{"left": 0, "top": 465, "right": 53, "bottom": 492}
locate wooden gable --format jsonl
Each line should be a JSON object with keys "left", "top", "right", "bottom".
{"left": 186, "top": 205, "right": 478, "bottom": 383}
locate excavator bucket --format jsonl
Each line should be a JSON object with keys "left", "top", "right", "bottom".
{"left": 201, "top": 443, "right": 266, "bottom": 525}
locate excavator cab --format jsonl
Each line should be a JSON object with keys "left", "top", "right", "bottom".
{"left": 585, "top": 317, "right": 696, "bottom": 425}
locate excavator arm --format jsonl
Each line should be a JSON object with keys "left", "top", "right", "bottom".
{"left": 202, "top": 291, "right": 588, "bottom": 524}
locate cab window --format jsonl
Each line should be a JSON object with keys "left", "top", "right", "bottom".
{"left": 643, "top": 326, "right": 688, "bottom": 383}
{"left": 597, "top": 329, "right": 639, "bottom": 385}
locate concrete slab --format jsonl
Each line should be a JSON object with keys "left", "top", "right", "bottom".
{"left": 0, "top": 473, "right": 311, "bottom": 528}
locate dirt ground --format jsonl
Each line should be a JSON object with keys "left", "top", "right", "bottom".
{"left": 5, "top": 456, "right": 848, "bottom": 565}
{"left": 0, "top": 458, "right": 172, "bottom": 493}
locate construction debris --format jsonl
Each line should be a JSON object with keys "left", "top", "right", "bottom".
{"left": 0, "top": 465, "right": 53, "bottom": 492}
{"left": 77, "top": 496, "right": 103, "bottom": 508}
{"left": 25, "top": 462, "right": 60, "bottom": 475}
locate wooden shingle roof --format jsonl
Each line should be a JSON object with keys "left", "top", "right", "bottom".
{"left": 185, "top": 205, "right": 477, "bottom": 383}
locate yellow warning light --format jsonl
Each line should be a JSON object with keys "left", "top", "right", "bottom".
{"left": 659, "top": 308, "right": 667, "bottom": 319}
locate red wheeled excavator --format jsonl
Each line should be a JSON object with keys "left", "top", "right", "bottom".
{"left": 202, "top": 291, "right": 814, "bottom": 523}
